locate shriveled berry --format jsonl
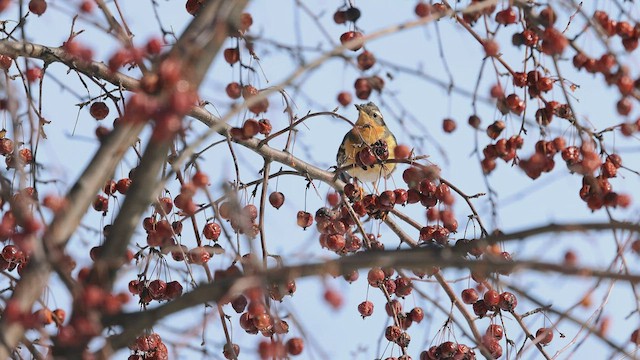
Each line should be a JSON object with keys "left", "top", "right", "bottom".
{"left": 358, "top": 300, "right": 374, "bottom": 317}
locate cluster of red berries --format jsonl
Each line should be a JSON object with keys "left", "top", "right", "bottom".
{"left": 577, "top": 153, "right": 630, "bottom": 211}
{"left": 60, "top": 39, "right": 94, "bottom": 63}
{"left": 257, "top": 338, "right": 304, "bottom": 359}
{"left": 367, "top": 267, "right": 416, "bottom": 299}
{"left": 353, "top": 139, "right": 390, "bottom": 168}
{"left": 142, "top": 58, "right": 201, "bottom": 139}
{"left": 401, "top": 167, "right": 459, "bottom": 243}
{"left": 334, "top": 6, "right": 364, "bottom": 50}
{"left": 512, "top": 70, "right": 555, "bottom": 99}
{"left": 91, "top": 177, "right": 131, "bottom": 214}
{"left": 518, "top": 138, "right": 566, "bottom": 180}
{"left": 592, "top": 10, "right": 640, "bottom": 52}
{"left": 0, "top": 190, "right": 43, "bottom": 275}
{"left": 354, "top": 75, "right": 385, "bottom": 100}
{"left": 334, "top": 6, "right": 361, "bottom": 25}
{"left": 128, "top": 333, "right": 168, "bottom": 360}
{"left": 499, "top": 5, "right": 569, "bottom": 56}
{"left": 420, "top": 341, "right": 476, "bottom": 360}
{"left": 75, "top": 285, "right": 129, "bottom": 315}
{"left": 225, "top": 283, "right": 304, "bottom": 357}
{"left": 1, "top": 300, "right": 65, "bottom": 329}
{"left": 314, "top": 204, "right": 365, "bottom": 254}
{"left": 237, "top": 297, "right": 290, "bottom": 337}
{"left": 335, "top": 46, "right": 377, "bottom": 103}
{"left": 225, "top": 83, "right": 270, "bottom": 114}
{"left": 218, "top": 13, "right": 271, "bottom": 116}
{"left": 0, "top": 135, "right": 33, "bottom": 170}
{"left": 361, "top": 268, "right": 424, "bottom": 352}
{"left": 480, "top": 133, "right": 521, "bottom": 173}
{"left": 142, "top": 215, "right": 218, "bottom": 265}
{"left": 229, "top": 117, "right": 272, "bottom": 140}
{"left": 221, "top": 14, "right": 254, "bottom": 64}
{"left": 333, "top": 4, "right": 388, "bottom": 102}
{"left": 456, "top": 1, "right": 495, "bottom": 26}
{"left": 219, "top": 201, "right": 260, "bottom": 237}
{"left": 461, "top": 288, "right": 518, "bottom": 317}
{"left": 108, "top": 37, "right": 164, "bottom": 74}
{"left": 573, "top": 52, "right": 638, "bottom": 116}
{"left": 48, "top": 284, "right": 130, "bottom": 348}
{"left": 128, "top": 279, "right": 183, "bottom": 305}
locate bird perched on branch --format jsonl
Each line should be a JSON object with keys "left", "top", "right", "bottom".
{"left": 336, "top": 102, "right": 397, "bottom": 184}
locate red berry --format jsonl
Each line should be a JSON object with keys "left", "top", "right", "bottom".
{"left": 116, "top": 178, "right": 132, "bottom": 194}
{"left": 617, "top": 97, "right": 633, "bottom": 116}
{"left": 0, "top": 55, "right": 12, "bottom": 70}
{"left": 631, "top": 328, "right": 640, "bottom": 344}
{"left": 536, "top": 327, "right": 554, "bottom": 345}
{"left": 188, "top": 246, "right": 211, "bottom": 264}
{"left": 394, "top": 144, "right": 411, "bottom": 159}
{"left": 461, "top": 288, "right": 479, "bottom": 304}
{"left": 145, "top": 38, "right": 163, "bottom": 55}
{"left": 367, "top": 267, "right": 385, "bottom": 286}
{"left": 223, "top": 48, "right": 240, "bottom": 65}
{"left": 165, "top": 280, "right": 183, "bottom": 299}
{"left": 358, "top": 300, "right": 374, "bottom": 317}
{"left": 541, "top": 27, "right": 568, "bottom": 55}
{"left": 147, "top": 279, "right": 167, "bottom": 300}
{"left": 296, "top": 211, "right": 313, "bottom": 229}
{"left": 409, "top": 307, "right": 424, "bottom": 323}
{"left": 203, "top": 222, "right": 221, "bottom": 241}
{"left": 323, "top": 288, "right": 343, "bottom": 309}
{"left": 333, "top": 10, "right": 346, "bottom": 24}
{"left": 442, "top": 118, "right": 457, "bottom": 133}
{"left": 415, "top": 2, "right": 431, "bottom": 18}
{"left": 483, "top": 39, "right": 500, "bottom": 57}
{"left": 28, "top": 0, "right": 47, "bottom": 16}
{"left": 539, "top": 6, "right": 556, "bottom": 27}
{"left": 337, "top": 91, "right": 352, "bottom": 107}
{"left": 357, "top": 51, "right": 376, "bottom": 70}
{"left": 26, "top": 67, "right": 42, "bottom": 82}
{"left": 242, "top": 119, "right": 261, "bottom": 138}
{"left": 223, "top": 343, "right": 240, "bottom": 359}
{"left": 225, "top": 82, "right": 242, "bottom": 99}
{"left": 286, "top": 337, "right": 304, "bottom": 356}
{"left": 269, "top": 191, "right": 285, "bottom": 209}
{"left": 498, "top": 291, "right": 518, "bottom": 311}
{"left": 354, "top": 77, "right": 372, "bottom": 99}
{"left": 79, "top": 0, "right": 93, "bottom": 13}
{"left": 340, "top": 31, "right": 364, "bottom": 51}
{"left": 495, "top": 8, "right": 517, "bottom": 25}
{"left": 90, "top": 101, "right": 109, "bottom": 120}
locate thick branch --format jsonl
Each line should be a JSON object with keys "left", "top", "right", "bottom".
{"left": 102, "top": 239, "right": 640, "bottom": 353}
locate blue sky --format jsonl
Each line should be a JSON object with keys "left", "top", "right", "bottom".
{"left": 5, "top": 1, "right": 640, "bottom": 359}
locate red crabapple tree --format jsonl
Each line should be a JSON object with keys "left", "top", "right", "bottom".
{"left": 0, "top": 0, "right": 639, "bottom": 359}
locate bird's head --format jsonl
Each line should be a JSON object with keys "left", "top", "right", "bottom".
{"left": 354, "top": 102, "right": 385, "bottom": 129}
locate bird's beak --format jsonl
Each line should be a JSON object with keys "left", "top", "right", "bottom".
{"left": 354, "top": 104, "right": 362, "bottom": 111}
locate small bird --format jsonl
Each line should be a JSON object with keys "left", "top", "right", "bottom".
{"left": 336, "top": 102, "right": 397, "bottom": 183}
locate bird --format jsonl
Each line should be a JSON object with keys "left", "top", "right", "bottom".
{"left": 336, "top": 102, "right": 397, "bottom": 184}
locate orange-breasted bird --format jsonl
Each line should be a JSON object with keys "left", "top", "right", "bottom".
{"left": 336, "top": 102, "right": 397, "bottom": 183}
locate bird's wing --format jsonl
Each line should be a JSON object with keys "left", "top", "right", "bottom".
{"left": 336, "top": 130, "right": 359, "bottom": 166}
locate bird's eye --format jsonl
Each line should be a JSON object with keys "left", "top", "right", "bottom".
{"left": 372, "top": 113, "right": 378, "bottom": 118}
